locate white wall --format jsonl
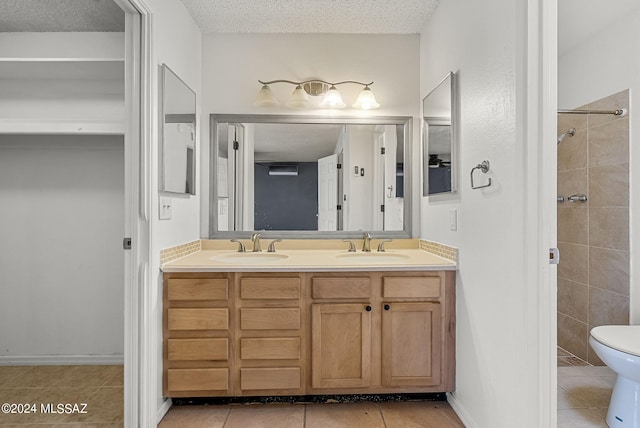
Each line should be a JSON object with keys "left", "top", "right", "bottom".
{"left": 147, "top": 0, "right": 202, "bottom": 421}
{"left": 558, "top": 9, "right": 640, "bottom": 323}
{"left": 0, "top": 135, "right": 124, "bottom": 362}
{"left": 199, "top": 33, "right": 421, "bottom": 236}
{"left": 420, "top": 0, "right": 538, "bottom": 427}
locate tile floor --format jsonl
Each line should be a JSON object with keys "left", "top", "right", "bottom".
{"left": 0, "top": 364, "right": 123, "bottom": 427}
{"left": 557, "top": 348, "right": 615, "bottom": 428}
{"left": 158, "top": 400, "right": 465, "bottom": 428}
{"left": 0, "top": 357, "right": 616, "bottom": 428}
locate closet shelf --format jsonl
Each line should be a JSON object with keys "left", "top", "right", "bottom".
{"left": 0, "top": 119, "right": 124, "bottom": 135}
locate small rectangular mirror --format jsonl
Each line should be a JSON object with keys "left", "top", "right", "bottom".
{"left": 159, "top": 64, "right": 196, "bottom": 195}
{"left": 423, "top": 71, "right": 456, "bottom": 196}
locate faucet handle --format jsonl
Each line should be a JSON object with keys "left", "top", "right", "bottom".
{"left": 377, "top": 239, "right": 393, "bottom": 252}
{"left": 230, "top": 239, "right": 246, "bottom": 253}
{"left": 341, "top": 239, "right": 356, "bottom": 252}
{"left": 267, "top": 239, "right": 282, "bottom": 253}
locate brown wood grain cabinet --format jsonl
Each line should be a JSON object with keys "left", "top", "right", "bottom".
{"left": 163, "top": 270, "right": 455, "bottom": 397}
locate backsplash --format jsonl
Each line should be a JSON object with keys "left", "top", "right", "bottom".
{"left": 160, "top": 240, "right": 202, "bottom": 264}
{"left": 419, "top": 239, "right": 458, "bottom": 263}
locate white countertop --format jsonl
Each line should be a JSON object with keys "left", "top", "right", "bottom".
{"left": 162, "top": 248, "right": 456, "bottom": 273}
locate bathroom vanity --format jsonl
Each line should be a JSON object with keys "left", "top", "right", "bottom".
{"left": 161, "top": 242, "right": 455, "bottom": 398}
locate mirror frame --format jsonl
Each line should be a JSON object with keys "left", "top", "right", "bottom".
{"left": 209, "top": 114, "right": 414, "bottom": 239}
{"left": 159, "top": 63, "right": 197, "bottom": 195}
{"left": 422, "top": 71, "right": 457, "bottom": 196}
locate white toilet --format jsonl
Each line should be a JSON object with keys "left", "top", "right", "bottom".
{"left": 589, "top": 325, "right": 640, "bottom": 428}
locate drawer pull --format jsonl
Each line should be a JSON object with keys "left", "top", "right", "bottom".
{"left": 365, "top": 305, "right": 372, "bottom": 312}
{"left": 384, "top": 304, "right": 390, "bottom": 310}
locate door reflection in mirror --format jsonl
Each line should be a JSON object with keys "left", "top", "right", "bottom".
{"left": 211, "top": 116, "right": 410, "bottom": 235}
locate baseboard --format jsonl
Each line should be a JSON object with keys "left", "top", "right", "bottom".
{"left": 446, "top": 392, "right": 478, "bottom": 428}
{"left": 157, "top": 398, "right": 172, "bottom": 424}
{"left": 0, "top": 354, "right": 124, "bottom": 366}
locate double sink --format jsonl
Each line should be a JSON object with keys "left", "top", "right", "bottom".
{"left": 210, "top": 251, "right": 411, "bottom": 265}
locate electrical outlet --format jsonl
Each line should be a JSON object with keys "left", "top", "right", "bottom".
{"left": 159, "top": 197, "right": 172, "bottom": 220}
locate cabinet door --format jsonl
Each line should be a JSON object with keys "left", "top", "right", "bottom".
{"left": 311, "top": 303, "right": 371, "bottom": 389}
{"left": 381, "top": 302, "right": 441, "bottom": 386}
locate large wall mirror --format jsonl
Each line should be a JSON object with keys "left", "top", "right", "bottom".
{"left": 159, "top": 64, "right": 196, "bottom": 194}
{"left": 423, "top": 71, "right": 456, "bottom": 196}
{"left": 209, "top": 115, "right": 413, "bottom": 238}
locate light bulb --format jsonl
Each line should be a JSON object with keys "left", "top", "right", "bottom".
{"left": 319, "top": 85, "right": 346, "bottom": 109}
{"left": 352, "top": 86, "right": 380, "bottom": 110}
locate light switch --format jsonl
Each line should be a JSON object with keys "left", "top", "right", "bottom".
{"left": 449, "top": 209, "right": 457, "bottom": 231}
{"left": 159, "top": 197, "right": 172, "bottom": 220}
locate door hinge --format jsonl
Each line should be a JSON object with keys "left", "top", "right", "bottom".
{"left": 123, "top": 238, "right": 132, "bottom": 250}
{"left": 380, "top": 204, "right": 385, "bottom": 212}
{"left": 549, "top": 247, "right": 560, "bottom": 264}
{"left": 233, "top": 140, "right": 239, "bottom": 150}
{"left": 381, "top": 147, "right": 386, "bottom": 155}
{"left": 337, "top": 204, "right": 342, "bottom": 210}
{"left": 337, "top": 163, "right": 342, "bottom": 169}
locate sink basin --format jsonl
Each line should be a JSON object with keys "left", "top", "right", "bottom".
{"left": 211, "top": 253, "right": 289, "bottom": 264}
{"left": 335, "top": 252, "right": 411, "bottom": 264}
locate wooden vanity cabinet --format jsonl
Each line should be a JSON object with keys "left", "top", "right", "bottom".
{"left": 309, "top": 271, "right": 455, "bottom": 394}
{"left": 163, "top": 274, "right": 232, "bottom": 397}
{"left": 237, "top": 274, "right": 305, "bottom": 395}
{"left": 163, "top": 269, "right": 455, "bottom": 397}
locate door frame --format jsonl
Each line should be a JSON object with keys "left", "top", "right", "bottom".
{"left": 522, "top": 0, "right": 558, "bottom": 426}
{"left": 112, "top": 0, "right": 153, "bottom": 426}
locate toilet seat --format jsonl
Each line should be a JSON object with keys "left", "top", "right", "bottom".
{"left": 591, "top": 325, "right": 640, "bottom": 357}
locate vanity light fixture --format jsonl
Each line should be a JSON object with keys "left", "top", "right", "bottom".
{"left": 255, "top": 79, "right": 380, "bottom": 110}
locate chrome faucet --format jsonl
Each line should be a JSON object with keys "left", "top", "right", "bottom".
{"left": 362, "top": 232, "right": 372, "bottom": 252}
{"left": 251, "top": 233, "right": 262, "bottom": 252}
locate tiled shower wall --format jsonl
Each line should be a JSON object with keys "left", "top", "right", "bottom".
{"left": 557, "top": 90, "right": 630, "bottom": 365}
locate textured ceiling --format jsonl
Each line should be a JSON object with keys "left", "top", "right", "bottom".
{"left": 0, "top": 0, "right": 124, "bottom": 32}
{"left": 180, "top": 0, "right": 439, "bottom": 34}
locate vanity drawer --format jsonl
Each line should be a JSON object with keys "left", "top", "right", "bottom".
{"left": 240, "top": 367, "right": 301, "bottom": 390}
{"left": 382, "top": 277, "right": 441, "bottom": 298}
{"left": 241, "top": 337, "right": 301, "bottom": 360}
{"left": 167, "top": 278, "right": 228, "bottom": 301}
{"left": 168, "top": 338, "right": 229, "bottom": 361}
{"left": 240, "top": 308, "right": 300, "bottom": 330}
{"left": 312, "top": 277, "right": 371, "bottom": 299}
{"left": 240, "top": 277, "right": 300, "bottom": 300}
{"left": 168, "top": 308, "right": 229, "bottom": 330}
{"left": 167, "top": 368, "right": 228, "bottom": 391}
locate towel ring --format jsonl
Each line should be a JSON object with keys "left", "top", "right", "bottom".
{"left": 470, "top": 160, "right": 491, "bottom": 189}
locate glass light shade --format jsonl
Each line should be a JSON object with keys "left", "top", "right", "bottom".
{"left": 254, "top": 84, "right": 278, "bottom": 107}
{"left": 286, "top": 85, "right": 311, "bottom": 108}
{"left": 352, "top": 86, "right": 380, "bottom": 110}
{"left": 319, "top": 85, "right": 346, "bottom": 108}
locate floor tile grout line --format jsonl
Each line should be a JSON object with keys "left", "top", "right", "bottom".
{"left": 378, "top": 402, "right": 388, "bottom": 428}
{"left": 221, "top": 404, "right": 232, "bottom": 428}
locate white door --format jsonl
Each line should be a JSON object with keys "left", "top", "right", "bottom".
{"left": 383, "top": 125, "right": 403, "bottom": 231}
{"left": 318, "top": 153, "right": 339, "bottom": 231}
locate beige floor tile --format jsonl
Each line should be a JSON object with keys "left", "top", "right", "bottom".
{"left": 557, "top": 376, "right": 614, "bottom": 408}
{"left": 224, "top": 404, "right": 304, "bottom": 428}
{"left": 0, "top": 386, "right": 97, "bottom": 424}
{"left": 158, "top": 404, "right": 229, "bottom": 428}
{"left": 557, "top": 386, "right": 588, "bottom": 410}
{"left": 380, "top": 401, "right": 465, "bottom": 428}
{"left": 0, "top": 366, "right": 34, "bottom": 389}
{"left": 102, "top": 366, "right": 124, "bottom": 387}
{"left": 60, "top": 386, "right": 123, "bottom": 425}
{"left": 557, "top": 408, "right": 608, "bottom": 428}
{"left": 305, "top": 402, "right": 384, "bottom": 428}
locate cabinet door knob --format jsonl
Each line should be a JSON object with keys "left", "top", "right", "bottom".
{"left": 384, "top": 304, "right": 390, "bottom": 310}
{"left": 365, "top": 305, "right": 372, "bottom": 312}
